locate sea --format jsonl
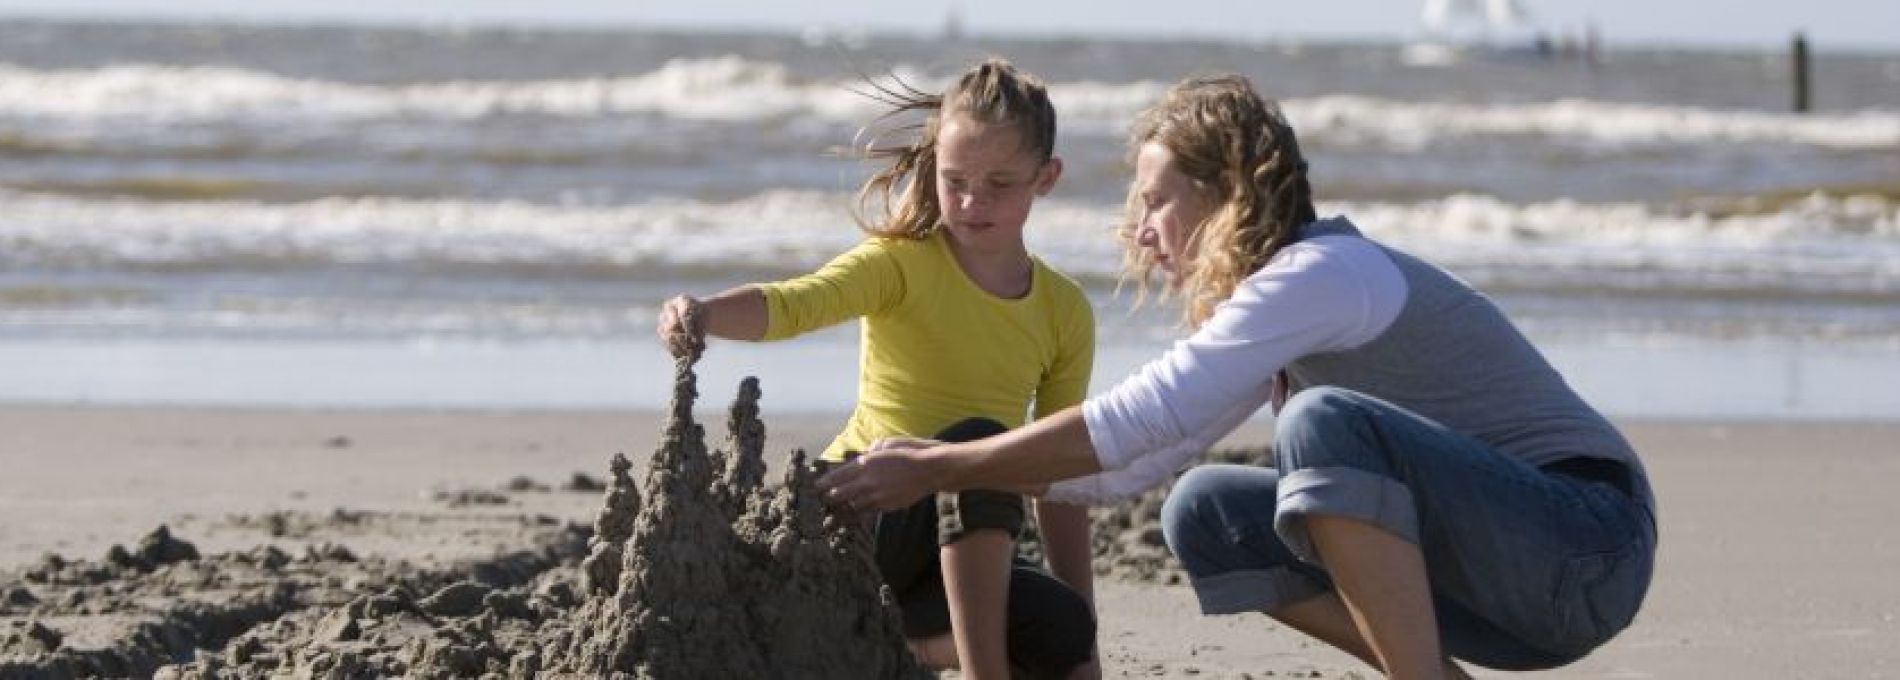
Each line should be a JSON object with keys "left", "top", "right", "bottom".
{"left": 1, "top": 20, "right": 1896, "bottom": 419}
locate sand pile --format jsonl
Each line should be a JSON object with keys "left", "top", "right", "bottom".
{"left": 528, "top": 360, "right": 926, "bottom": 678}
{"left": 0, "top": 520, "right": 582, "bottom": 680}
{"left": 1, "top": 353, "right": 1240, "bottom": 679}
{"left": 91, "top": 358, "right": 921, "bottom": 679}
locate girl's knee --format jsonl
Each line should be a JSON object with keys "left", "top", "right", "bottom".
{"left": 935, "top": 417, "right": 1009, "bottom": 443}
{"left": 1005, "top": 578, "right": 1096, "bottom": 678}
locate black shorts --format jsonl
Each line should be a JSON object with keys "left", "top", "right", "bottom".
{"left": 862, "top": 417, "right": 1097, "bottom": 679}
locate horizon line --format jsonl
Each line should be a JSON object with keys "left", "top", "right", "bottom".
{"left": 2, "top": 11, "right": 1895, "bottom": 54}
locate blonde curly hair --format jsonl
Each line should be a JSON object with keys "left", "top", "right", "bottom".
{"left": 1119, "top": 75, "right": 1316, "bottom": 328}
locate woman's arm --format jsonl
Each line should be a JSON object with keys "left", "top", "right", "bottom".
{"left": 1042, "top": 383, "right": 1269, "bottom": 504}
{"left": 822, "top": 239, "right": 1397, "bottom": 512}
{"left": 820, "top": 407, "right": 1101, "bottom": 512}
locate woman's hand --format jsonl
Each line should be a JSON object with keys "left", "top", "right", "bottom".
{"left": 815, "top": 438, "right": 942, "bottom": 513}
{"left": 655, "top": 295, "right": 706, "bottom": 359}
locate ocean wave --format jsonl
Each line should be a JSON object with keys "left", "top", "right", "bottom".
{"left": 0, "top": 60, "right": 1895, "bottom": 150}
{"left": 1287, "top": 95, "right": 1900, "bottom": 150}
{"left": 1352, "top": 193, "right": 1900, "bottom": 297}
{"left": 1, "top": 189, "right": 1894, "bottom": 299}
{"left": 0, "top": 58, "right": 883, "bottom": 123}
{"left": 1, "top": 176, "right": 281, "bottom": 201}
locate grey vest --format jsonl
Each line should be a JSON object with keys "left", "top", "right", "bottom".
{"left": 1283, "top": 218, "right": 1653, "bottom": 507}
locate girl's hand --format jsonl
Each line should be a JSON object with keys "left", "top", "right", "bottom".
{"left": 656, "top": 295, "right": 706, "bottom": 359}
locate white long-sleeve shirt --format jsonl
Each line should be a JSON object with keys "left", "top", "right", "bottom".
{"left": 1044, "top": 226, "right": 1406, "bottom": 504}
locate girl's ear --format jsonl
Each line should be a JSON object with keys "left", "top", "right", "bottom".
{"left": 1034, "top": 156, "right": 1064, "bottom": 196}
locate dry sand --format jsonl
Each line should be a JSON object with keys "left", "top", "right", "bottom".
{"left": 2, "top": 385, "right": 1897, "bottom": 677}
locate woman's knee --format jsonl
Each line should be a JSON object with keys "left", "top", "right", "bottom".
{"left": 1275, "top": 387, "right": 1365, "bottom": 446}
{"left": 1160, "top": 465, "right": 1283, "bottom": 570}
{"left": 1273, "top": 387, "right": 1388, "bottom": 473}
{"left": 1160, "top": 466, "right": 1234, "bottom": 545}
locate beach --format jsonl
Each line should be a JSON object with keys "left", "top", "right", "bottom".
{"left": 1, "top": 17, "right": 1896, "bottom": 679}
{"left": 4, "top": 403, "right": 1896, "bottom": 677}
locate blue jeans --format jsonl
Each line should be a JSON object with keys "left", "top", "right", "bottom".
{"left": 1161, "top": 387, "right": 1656, "bottom": 670}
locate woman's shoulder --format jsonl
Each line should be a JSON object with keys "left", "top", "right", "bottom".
{"left": 1238, "top": 228, "right": 1407, "bottom": 312}
{"left": 1257, "top": 231, "right": 1392, "bottom": 282}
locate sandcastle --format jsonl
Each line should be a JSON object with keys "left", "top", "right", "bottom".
{"left": 0, "top": 358, "right": 927, "bottom": 679}
{"left": 2, "top": 354, "right": 1226, "bottom": 678}
{"left": 528, "top": 358, "right": 928, "bottom": 678}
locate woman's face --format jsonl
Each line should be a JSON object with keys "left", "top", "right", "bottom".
{"left": 1130, "top": 142, "right": 1211, "bottom": 285}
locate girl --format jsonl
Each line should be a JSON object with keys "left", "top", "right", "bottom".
{"left": 821, "top": 74, "right": 1657, "bottom": 680}
{"left": 656, "top": 58, "right": 1098, "bottom": 680}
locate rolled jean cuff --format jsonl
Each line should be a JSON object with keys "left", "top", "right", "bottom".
{"left": 1273, "top": 466, "right": 1420, "bottom": 564}
{"left": 1187, "top": 567, "right": 1329, "bottom": 616}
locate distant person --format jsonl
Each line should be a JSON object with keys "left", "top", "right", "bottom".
{"left": 819, "top": 74, "right": 1657, "bottom": 679}
{"left": 656, "top": 58, "right": 1099, "bottom": 679}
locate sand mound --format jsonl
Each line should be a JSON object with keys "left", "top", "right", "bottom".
{"left": 1, "top": 354, "right": 1248, "bottom": 679}
{"left": 111, "top": 358, "right": 922, "bottom": 679}
{"left": 527, "top": 360, "right": 926, "bottom": 678}
{"left": 0, "top": 520, "right": 583, "bottom": 680}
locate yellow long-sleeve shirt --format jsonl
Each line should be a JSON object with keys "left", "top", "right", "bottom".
{"left": 757, "top": 231, "right": 1095, "bottom": 462}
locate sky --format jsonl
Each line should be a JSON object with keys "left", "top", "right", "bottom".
{"left": 0, "top": 0, "right": 1897, "bottom": 51}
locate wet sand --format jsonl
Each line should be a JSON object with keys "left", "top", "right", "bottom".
{"left": 2, "top": 400, "right": 1896, "bottom": 677}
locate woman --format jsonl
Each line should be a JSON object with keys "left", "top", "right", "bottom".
{"left": 817, "top": 74, "right": 1656, "bottom": 679}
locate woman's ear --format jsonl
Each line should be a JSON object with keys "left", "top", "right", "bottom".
{"left": 1034, "top": 156, "right": 1064, "bottom": 196}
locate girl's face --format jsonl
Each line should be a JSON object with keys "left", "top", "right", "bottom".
{"left": 1131, "top": 142, "right": 1212, "bottom": 285}
{"left": 935, "top": 115, "right": 1061, "bottom": 255}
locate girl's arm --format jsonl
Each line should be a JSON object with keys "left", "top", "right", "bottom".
{"left": 656, "top": 287, "right": 767, "bottom": 357}
{"left": 1030, "top": 288, "right": 1097, "bottom": 605}
{"left": 1033, "top": 499, "right": 1094, "bottom": 603}
{"left": 657, "top": 239, "right": 905, "bottom": 358}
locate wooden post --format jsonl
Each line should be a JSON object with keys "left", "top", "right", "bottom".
{"left": 1791, "top": 32, "right": 1810, "bottom": 113}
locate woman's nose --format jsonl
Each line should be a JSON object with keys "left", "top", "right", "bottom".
{"left": 1135, "top": 226, "right": 1158, "bottom": 248}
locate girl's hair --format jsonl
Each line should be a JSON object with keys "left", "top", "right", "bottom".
{"left": 851, "top": 57, "right": 1057, "bottom": 239}
{"left": 1119, "top": 74, "right": 1316, "bottom": 328}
